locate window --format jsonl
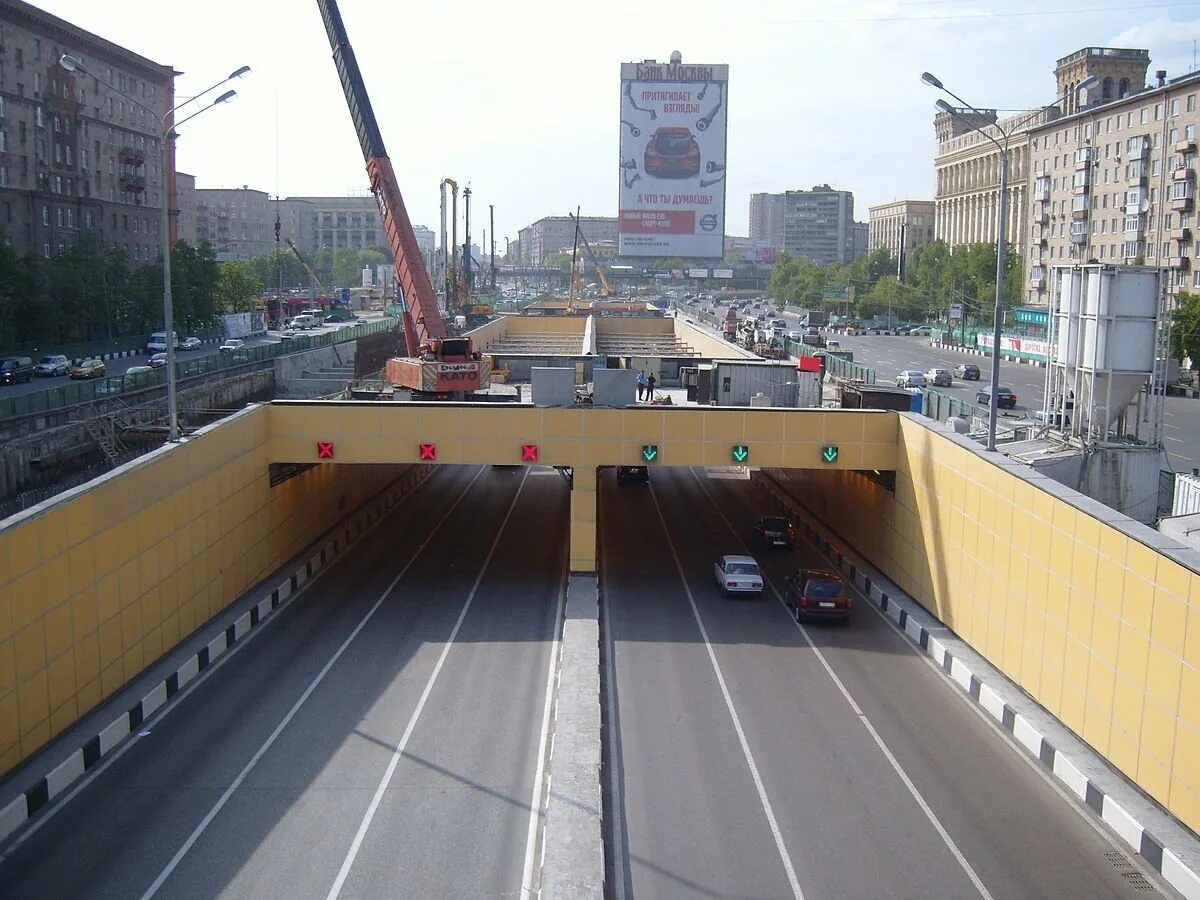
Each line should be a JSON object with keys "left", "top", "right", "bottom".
{"left": 41, "top": 206, "right": 49, "bottom": 225}
{"left": 55, "top": 208, "right": 63, "bottom": 227}
{"left": 1141, "top": 108, "right": 1149, "bottom": 125}
{"left": 1171, "top": 128, "right": 1179, "bottom": 144}
{"left": 1125, "top": 216, "right": 1142, "bottom": 233}
{"left": 107, "top": 97, "right": 113, "bottom": 116}
{"left": 42, "top": 244, "right": 50, "bottom": 259}
{"left": 0, "top": 166, "right": 6, "bottom": 188}
{"left": 53, "top": 175, "right": 61, "bottom": 194}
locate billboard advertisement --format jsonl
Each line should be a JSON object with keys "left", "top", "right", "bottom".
{"left": 619, "top": 58, "right": 728, "bottom": 258}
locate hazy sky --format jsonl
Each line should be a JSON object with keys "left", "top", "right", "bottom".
{"left": 33, "top": 0, "right": 1200, "bottom": 245}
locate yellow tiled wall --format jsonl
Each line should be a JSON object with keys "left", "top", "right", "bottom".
{"left": 0, "top": 406, "right": 412, "bottom": 775}
{"left": 768, "top": 415, "right": 1200, "bottom": 834}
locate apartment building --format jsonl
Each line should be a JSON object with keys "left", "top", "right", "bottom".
{"left": 1023, "top": 51, "right": 1200, "bottom": 305}
{"left": 748, "top": 192, "right": 785, "bottom": 250}
{"left": 869, "top": 199, "right": 936, "bottom": 270}
{"left": 194, "top": 185, "right": 271, "bottom": 261}
{"left": 288, "top": 195, "right": 382, "bottom": 252}
{"left": 0, "top": 0, "right": 175, "bottom": 261}
{"left": 175, "top": 170, "right": 196, "bottom": 246}
{"left": 781, "top": 185, "right": 855, "bottom": 266}
{"left": 515, "top": 215, "right": 617, "bottom": 266}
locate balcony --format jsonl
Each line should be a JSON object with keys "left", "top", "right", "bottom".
{"left": 1070, "top": 231, "right": 1089, "bottom": 245}
{"left": 1071, "top": 199, "right": 1091, "bottom": 219}
{"left": 1169, "top": 256, "right": 1191, "bottom": 269}
{"left": 119, "top": 146, "right": 145, "bottom": 166}
{"left": 1175, "top": 138, "right": 1196, "bottom": 154}
{"left": 1170, "top": 226, "right": 1192, "bottom": 241}
{"left": 1174, "top": 165, "right": 1194, "bottom": 181}
{"left": 1075, "top": 147, "right": 1094, "bottom": 167}
{"left": 1032, "top": 208, "right": 1049, "bottom": 224}
{"left": 1126, "top": 137, "right": 1151, "bottom": 160}
{"left": 1030, "top": 274, "right": 1046, "bottom": 289}
{"left": 1033, "top": 187, "right": 1051, "bottom": 202}
{"left": 1172, "top": 195, "right": 1194, "bottom": 211}
{"left": 1127, "top": 170, "right": 1148, "bottom": 186}
{"left": 119, "top": 173, "right": 145, "bottom": 193}
{"left": 1037, "top": 232, "right": 1049, "bottom": 246}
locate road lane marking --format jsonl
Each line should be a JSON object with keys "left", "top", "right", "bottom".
{"left": 689, "top": 469, "right": 994, "bottom": 900}
{"left": 1166, "top": 437, "right": 1184, "bottom": 443}
{"left": 326, "top": 466, "right": 531, "bottom": 900}
{"left": 599, "top": 478, "right": 630, "bottom": 900}
{"left": 521, "top": 550, "right": 568, "bottom": 896}
{"left": 648, "top": 484, "right": 806, "bottom": 900}
{"left": 138, "top": 466, "right": 489, "bottom": 900}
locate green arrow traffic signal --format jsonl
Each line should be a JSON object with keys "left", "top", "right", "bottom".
{"left": 822, "top": 445, "right": 839, "bottom": 464}
{"left": 642, "top": 444, "right": 658, "bottom": 462}
{"left": 732, "top": 444, "right": 749, "bottom": 463}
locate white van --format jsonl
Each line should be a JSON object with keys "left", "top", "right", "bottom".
{"left": 146, "top": 331, "right": 178, "bottom": 352}
{"left": 288, "top": 314, "right": 318, "bottom": 330}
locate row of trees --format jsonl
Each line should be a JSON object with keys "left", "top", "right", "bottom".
{"left": 768, "top": 240, "right": 1024, "bottom": 322}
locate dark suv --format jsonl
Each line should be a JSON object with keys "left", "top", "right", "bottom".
{"left": 954, "top": 363, "right": 981, "bottom": 380}
{"left": 0, "top": 356, "right": 34, "bottom": 384}
{"left": 784, "top": 568, "right": 851, "bottom": 621}
{"left": 750, "top": 515, "right": 795, "bottom": 550}
{"left": 616, "top": 465, "right": 649, "bottom": 486}
{"left": 976, "top": 386, "right": 1018, "bottom": 409}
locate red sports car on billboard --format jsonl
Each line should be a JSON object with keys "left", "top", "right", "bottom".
{"left": 643, "top": 127, "right": 702, "bottom": 179}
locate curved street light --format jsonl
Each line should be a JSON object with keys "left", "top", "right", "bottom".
{"left": 921, "top": 71, "right": 1098, "bottom": 450}
{"left": 60, "top": 54, "right": 249, "bottom": 442}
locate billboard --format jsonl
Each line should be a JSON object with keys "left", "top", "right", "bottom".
{"left": 619, "top": 58, "right": 728, "bottom": 258}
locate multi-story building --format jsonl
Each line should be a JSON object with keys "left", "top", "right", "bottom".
{"left": 276, "top": 197, "right": 313, "bottom": 255}
{"left": 869, "top": 199, "right": 936, "bottom": 270}
{"left": 748, "top": 192, "right": 785, "bottom": 250}
{"left": 288, "top": 194, "right": 382, "bottom": 251}
{"left": 507, "top": 237, "right": 521, "bottom": 265}
{"left": 780, "top": 185, "right": 855, "bottom": 265}
{"left": 1025, "top": 52, "right": 1200, "bottom": 305}
{"left": 175, "top": 171, "right": 196, "bottom": 246}
{"left": 516, "top": 215, "right": 617, "bottom": 266}
{"left": 0, "top": 0, "right": 176, "bottom": 261}
{"left": 194, "top": 185, "right": 272, "bottom": 261}
{"left": 852, "top": 221, "right": 869, "bottom": 260}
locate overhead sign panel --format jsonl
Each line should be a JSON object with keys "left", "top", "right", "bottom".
{"left": 618, "top": 59, "right": 729, "bottom": 259}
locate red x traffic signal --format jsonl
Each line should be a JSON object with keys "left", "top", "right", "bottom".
{"left": 316, "top": 441, "right": 335, "bottom": 459}
{"left": 419, "top": 443, "right": 437, "bottom": 461}
{"left": 521, "top": 443, "right": 539, "bottom": 462}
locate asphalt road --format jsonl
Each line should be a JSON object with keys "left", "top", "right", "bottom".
{"left": 0, "top": 464, "right": 567, "bottom": 899}
{"left": 0, "top": 323, "right": 352, "bottom": 399}
{"left": 600, "top": 464, "right": 1171, "bottom": 899}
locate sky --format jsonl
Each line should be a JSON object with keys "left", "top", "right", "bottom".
{"left": 31, "top": 0, "right": 1200, "bottom": 247}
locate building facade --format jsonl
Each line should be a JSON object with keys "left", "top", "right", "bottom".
{"left": 748, "top": 192, "right": 784, "bottom": 250}
{"left": 287, "top": 195, "right": 382, "bottom": 251}
{"left": 781, "top": 185, "right": 855, "bottom": 265}
{"left": 868, "top": 199, "right": 936, "bottom": 269}
{"left": 175, "top": 170, "right": 196, "bottom": 246}
{"left": 276, "top": 197, "right": 313, "bottom": 255}
{"left": 852, "top": 221, "right": 869, "bottom": 260}
{"left": 194, "top": 185, "right": 272, "bottom": 261}
{"left": 516, "top": 215, "right": 617, "bottom": 266}
{"left": 1025, "top": 57, "right": 1200, "bottom": 306}
{"left": 0, "top": 0, "right": 175, "bottom": 261}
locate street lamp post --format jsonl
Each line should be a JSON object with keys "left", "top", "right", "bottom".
{"left": 60, "top": 56, "right": 248, "bottom": 441}
{"left": 921, "top": 72, "right": 1097, "bottom": 450}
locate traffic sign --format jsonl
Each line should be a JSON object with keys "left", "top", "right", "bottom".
{"left": 732, "top": 444, "right": 750, "bottom": 463}
{"left": 521, "top": 443, "right": 539, "bottom": 462}
{"left": 822, "top": 445, "right": 839, "bottom": 464}
{"left": 316, "top": 441, "right": 335, "bottom": 460}
{"left": 419, "top": 443, "right": 437, "bottom": 461}
{"left": 642, "top": 444, "right": 659, "bottom": 462}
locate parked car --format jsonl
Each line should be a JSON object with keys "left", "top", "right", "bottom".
{"left": 784, "top": 568, "right": 851, "bottom": 621}
{"left": 219, "top": 339, "right": 245, "bottom": 353}
{"left": 180, "top": 336, "right": 202, "bottom": 351}
{"left": 909, "top": 325, "right": 932, "bottom": 336}
{"left": 976, "top": 386, "right": 1018, "bottom": 409}
{"left": 750, "top": 515, "right": 795, "bottom": 550}
{"left": 954, "top": 363, "right": 981, "bottom": 380}
{"left": 125, "top": 364, "right": 153, "bottom": 375}
{"left": 896, "top": 370, "right": 927, "bottom": 388}
{"left": 0, "top": 355, "right": 35, "bottom": 384}
{"left": 616, "top": 465, "right": 649, "bottom": 486}
{"left": 33, "top": 354, "right": 70, "bottom": 378}
{"left": 148, "top": 353, "right": 168, "bottom": 368}
{"left": 714, "top": 555, "right": 764, "bottom": 598}
{"left": 69, "top": 358, "right": 106, "bottom": 379}
{"left": 925, "top": 368, "right": 952, "bottom": 387}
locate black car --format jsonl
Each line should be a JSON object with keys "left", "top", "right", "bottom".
{"left": 784, "top": 568, "right": 851, "bottom": 621}
{"left": 0, "top": 356, "right": 35, "bottom": 384}
{"left": 976, "top": 386, "right": 1018, "bottom": 409}
{"left": 616, "top": 465, "right": 649, "bottom": 486}
{"left": 955, "top": 364, "right": 981, "bottom": 380}
{"left": 750, "top": 515, "right": 795, "bottom": 550}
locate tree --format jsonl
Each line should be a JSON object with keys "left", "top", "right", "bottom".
{"left": 213, "top": 261, "right": 264, "bottom": 313}
{"left": 1170, "top": 292, "right": 1200, "bottom": 364}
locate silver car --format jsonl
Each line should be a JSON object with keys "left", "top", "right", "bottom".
{"left": 896, "top": 370, "right": 927, "bottom": 388}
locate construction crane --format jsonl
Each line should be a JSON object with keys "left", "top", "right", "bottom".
{"left": 570, "top": 213, "right": 614, "bottom": 298}
{"left": 286, "top": 238, "right": 328, "bottom": 298}
{"left": 316, "top": 0, "right": 485, "bottom": 394}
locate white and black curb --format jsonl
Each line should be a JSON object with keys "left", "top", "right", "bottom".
{"left": 930, "top": 340, "right": 1048, "bottom": 368}
{"left": 0, "top": 463, "right": 434, "bottom": 849}
{"left": 69, "top": 338, "right": 223, "bottom": 366}
{"left": 750, "top": 469, "right": 1200, "bottom": 900}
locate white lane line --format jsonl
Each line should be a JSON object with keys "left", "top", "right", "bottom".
{"left": 139, "top": 466, "right": 489, "bottom": 900}
{"left": 648, "top": 485, "right": 805, "bottom": 900}
{"left": 326, "top": 466, "right": 532, "bottom": 900}
{"left": 520, "top": 550, "right": 568, "bottom": 896}
{"left": 689, "top": 469, "right": 994, "bottom": 900}
{"left": 1166, "top": 436, "right": 1185, "bottom": 443}
{"left": 599, "top": 480, "right": 630, "bottom": 900}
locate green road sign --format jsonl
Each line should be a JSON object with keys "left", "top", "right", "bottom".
{"left": 822, "top": 445, "right": 839, "bottom": 464}
{"left": 642, "top": 444, "right": 659, "bottom": 462}
{"left": 732, "top": 444, "right": 750, "bottom": 463}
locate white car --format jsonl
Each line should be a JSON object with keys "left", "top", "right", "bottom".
{"left": 714, "top": 555, "right": 764, "bottom": 598}
{"left": 896, "top": 370, "right": 927, "bottom": 388}
{"left": 180, "top": 336, "right": 202, "bottom": 351}
{"left": 125, "top": 364, "right": 153, "bottom": 375}
{"left": 280, "top": 329, "right": 301, "bottom": 341}
{"left": 909, "top": 326, "right": 932, "bottom": 336}
{"left": 219, "top": 339, "right": 245, "bottom": 353}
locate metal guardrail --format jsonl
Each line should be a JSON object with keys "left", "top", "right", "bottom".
{"left": 0, "top": 319, "right": 398, "bottom": 422}
{"left": 923, "top": 388, "right": 981, "bottom": 422}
